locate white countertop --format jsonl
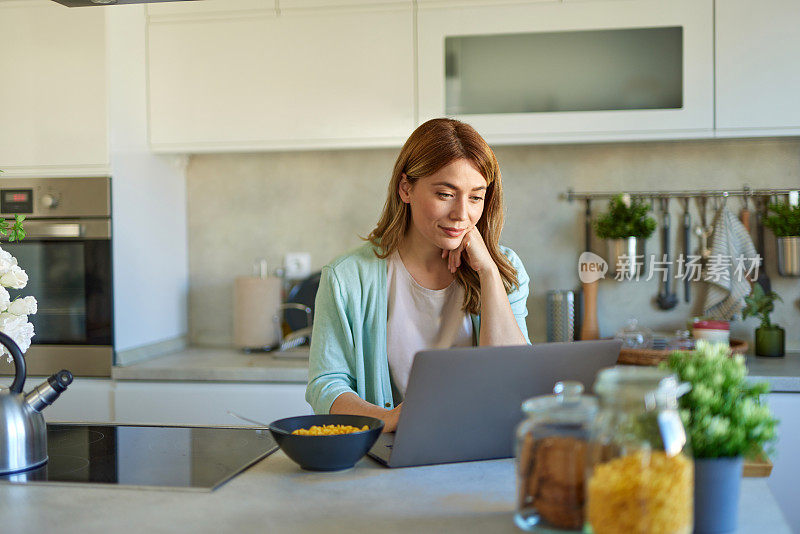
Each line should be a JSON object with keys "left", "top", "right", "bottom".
{"left": 0, "top": 450, "right": 789, "bottom": 534}
{"left": 112, "top": 346, "right": 800, "bottom": 394}
{"left": 745, "top": 352, "right": 800, "bottom": 392}
{"left": 112, "top": 346, "right": 309, "bottom": 383}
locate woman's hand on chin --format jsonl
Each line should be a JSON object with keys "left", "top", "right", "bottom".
{"left": 442, "top": 227, "right": 495, "bottom": 274}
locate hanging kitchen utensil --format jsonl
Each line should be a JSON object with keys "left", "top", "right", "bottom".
{"left": 579, "top": 199, "right": 600, "bottom": 340}
{"left": 0, "top": 332, "right": 73, "bottom": 475}
{"left": 694, "top": 196, "right": 712, "bottom": 263}
{"left": 740, "top": 192, "right": 751, "bottom": 234}
{"left": 682, "top": 197, "right": 692, "bottom": 303}
{"left": 656, "top": 198, "right": 678, "bottom": 310}
{"left": 754, "top": 196, "right": 772, "bottom": 293}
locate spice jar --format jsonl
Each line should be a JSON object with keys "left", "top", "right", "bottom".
{"left": 514, "top": 381, "right": 597, "bottom": 532}
{"left": 586, "top": 367, "right": 693, "bottom": 534}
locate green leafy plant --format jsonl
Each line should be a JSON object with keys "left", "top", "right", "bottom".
{"left": 742, "top": 283, "right": 782, "bottom": 329}
{"left": 762, "top": 202, "right": 800, "bottom": 237}
{"left": 660, "top": 341, "right": 778, "bottom": 458}
{"left": 594, "top": 194, "right": 657, "bottom": 240}
{"left": 0, "top": 214, "right": 26, "bottom": 242}
{"left": 0, "top": 171, "right": 27, "bottom": 242}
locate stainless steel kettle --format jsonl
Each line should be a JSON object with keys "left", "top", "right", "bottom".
{"left": 0, "top": 331, "right": 73, "bottom": 475}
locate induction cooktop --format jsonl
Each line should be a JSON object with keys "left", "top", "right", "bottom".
{"left": 0, "top": 423, "right": 278, "bottom": 491}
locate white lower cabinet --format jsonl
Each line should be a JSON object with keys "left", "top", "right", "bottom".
{"left": 114, "top": 381, "right": 312, "bottom": 426}
{"left": 39, "top": 378, "right": 311, "bottom": 426}
{"left": 39, "top": 378, "right": 115, "bottom": 424}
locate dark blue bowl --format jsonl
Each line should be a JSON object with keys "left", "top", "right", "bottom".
{"left": 268, "top": 414, "right": 384, "bottom": 471}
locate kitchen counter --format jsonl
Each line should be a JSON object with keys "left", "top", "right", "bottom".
{"left": 112, "top": 346, "right": 309, "bottom": 383}
{"left": 0, "top": 451, "right": 790, "bottom": 533}
{"left": 112, "top": 346, "right": 800, "bottom": 393}
{"left": 745, "top": 352, "right": 800, "bottom": 393}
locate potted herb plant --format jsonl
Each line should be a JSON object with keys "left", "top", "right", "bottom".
{"left": 594, "top": 194, "right": 656, "bottom": 279}
{"left": 661, "top": 341, "right": 778, "bottom": 534}
{"left": 742, "top": 283, "right": 785, "bottom": 357}
{"left": 762, "top": 201, "right": 800, "bottom": 277}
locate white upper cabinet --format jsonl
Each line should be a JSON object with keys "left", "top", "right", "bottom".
{"left": 417, "top": 0, "right": 714, "bottom": 144}
{"left": 0, "top": 1, "right": 108, "bottom": 176}
{"left": 147, "top": 0, "right": 415, "bottom": 152}
{"left": 715, "top": 0, "right": 800, "bottom": 135}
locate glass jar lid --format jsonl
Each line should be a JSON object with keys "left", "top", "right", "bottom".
{"left": 521, "top": 380, "right": 598, "bottom": 425}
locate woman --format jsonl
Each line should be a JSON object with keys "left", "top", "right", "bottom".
{"left": 305, "top": 118, "right": 530, "bottom": 431}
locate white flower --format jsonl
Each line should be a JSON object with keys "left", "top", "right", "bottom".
{"left": 707, "top": 416, "right": 730, "bottom": 438}
{"left": 0, "top": 248, "right": 37, "bottom": 362}
{"left": 8, "top": 296, "right": 37, "bottom": 316}
{"left": 0, "top": 286, "right": 9, "bottom": 313}
{"left": 0, "top": 265, "right": 28, "bottom": 289}
{"left": 0, "top": 246, "right": 17, "bottom": 277}
{"left": 0, "top": 312, "right": 35, "bottom": 362}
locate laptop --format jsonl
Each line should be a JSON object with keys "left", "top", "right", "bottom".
{"left": 367, "top": 339, "right": 622, "bottom": 468}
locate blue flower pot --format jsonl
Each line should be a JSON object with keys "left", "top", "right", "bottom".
{"left": 694, "top": 456, "right": 743, "bottom": 534}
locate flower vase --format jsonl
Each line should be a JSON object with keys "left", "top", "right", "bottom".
{"left": 694, "top": 456, "right": 743, "bottom": 534}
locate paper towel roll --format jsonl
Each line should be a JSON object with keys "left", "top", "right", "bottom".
{"left": 233, "top": 276, "right": 282, "bottom": 349}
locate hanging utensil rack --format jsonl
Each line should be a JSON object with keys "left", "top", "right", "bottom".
{"left": 562, "top": 186, "right": 797, "bottom": 202}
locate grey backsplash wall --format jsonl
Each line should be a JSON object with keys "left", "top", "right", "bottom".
{"left": 187, "top": 137, "right": 800, "bottom": 350}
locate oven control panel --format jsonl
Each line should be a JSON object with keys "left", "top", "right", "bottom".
{"left": 1, "top": 189, "right": 33, "bottom": 214}
{"left": 0, "top": 177, "right": 110, "bottom": 219}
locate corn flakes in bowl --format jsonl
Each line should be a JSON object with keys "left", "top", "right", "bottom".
{"left": 268, "top": 414, "right": 384, "bottom": 471}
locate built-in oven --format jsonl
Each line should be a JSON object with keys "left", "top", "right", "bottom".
{"left": 0, "top": 177, "right": 113, "bottom": 378}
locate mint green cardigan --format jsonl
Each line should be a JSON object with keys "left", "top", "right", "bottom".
{"left": 305, "top": 243, "right": 530, "bottom": 414}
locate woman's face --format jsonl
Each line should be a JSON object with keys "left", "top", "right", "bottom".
{"left": 399, "top": 158, "right": 487, "bottom": 251}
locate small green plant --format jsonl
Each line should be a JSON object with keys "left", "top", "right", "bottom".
{"left": 742, "top": 283, "right": 782, "bottom": 329}
{"left": 0, "top": 214, "right": 26, "bottom": 242}
{"left": 0, "top": 171, "right": 25, "bottom": 242}
{"left": 594, "top": 194, "right": 657, "bottom": 240}
{"left": 762, "top": 202, "right": 800, "bottom": 237}
{"left": 660, "top": 341, "right": 778, "bottom": 458}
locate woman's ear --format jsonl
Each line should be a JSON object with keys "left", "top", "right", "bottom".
{"left": 398, "top": 173, "right": 412, "bottom": 203}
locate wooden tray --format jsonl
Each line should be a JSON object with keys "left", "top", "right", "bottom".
{"left": 617, "top": 339, "right": 748, "bottom": 366}
{"left": 743, "top": 449, "right": 773, "bottom": 478}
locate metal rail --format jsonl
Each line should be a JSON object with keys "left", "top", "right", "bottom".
{"left": 562, "top": 186, "right": 799, "bottom": 203}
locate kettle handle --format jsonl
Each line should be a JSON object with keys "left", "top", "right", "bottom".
{"left": 0, "top": 331, "right": 26, "bottom": 394}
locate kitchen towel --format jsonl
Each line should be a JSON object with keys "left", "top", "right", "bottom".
{"left": 702, "top": 207, "right": 758, "bottom": 320}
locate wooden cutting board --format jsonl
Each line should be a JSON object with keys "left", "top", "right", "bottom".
{"left": 743, "top": 450, "right": 773, "bottom": 478}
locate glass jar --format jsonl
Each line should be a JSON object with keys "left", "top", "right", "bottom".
{"left": 614, "top": 318, "right": 654, "bottom": 349}
{"left": 586, "top": 367, "right": 693, "bottom": 534}
{"left": 514, "top": 381, "right": 597, "bottom": 532}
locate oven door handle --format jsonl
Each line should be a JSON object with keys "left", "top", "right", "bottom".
{"left": 23, "top": 223, "right": 83, "bottom": 239}
{"left": 4, "top": 219, "right": 110, "bottom": 240}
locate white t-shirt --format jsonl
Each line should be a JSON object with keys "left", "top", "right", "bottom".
{"left": 386, "top": 250, "right": 474, "bottom": 401}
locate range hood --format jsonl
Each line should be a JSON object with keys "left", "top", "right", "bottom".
{"left": 52, "top": 0, "right": 198, "bottom": 6}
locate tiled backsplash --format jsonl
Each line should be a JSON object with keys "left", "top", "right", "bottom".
{"left": 187, "top": 137, "right": 800, "bottom": 350}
